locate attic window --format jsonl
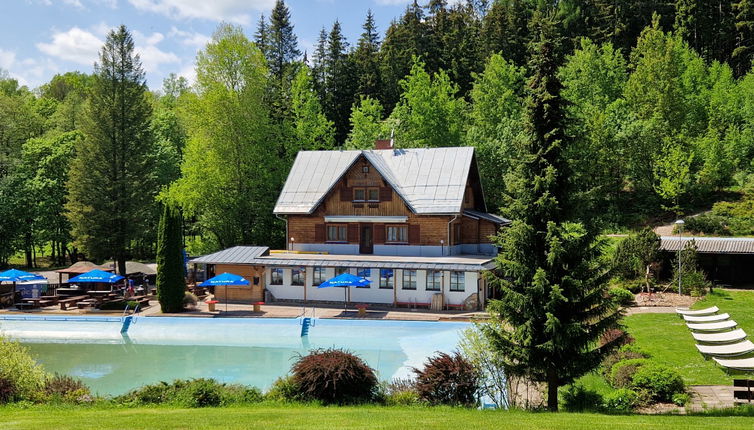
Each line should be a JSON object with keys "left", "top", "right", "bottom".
{"left": 353, "top": 187, "right": 379, "bottom": 202}
{"left": 362, "top": 165, "right": 369, "bottom": 173}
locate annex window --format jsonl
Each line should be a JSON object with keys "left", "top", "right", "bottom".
{"left": 379, "top": 269, "right": 394, "bottom": 289}
{"left": 270, "top": 268, "right": 283, "bottom": 285}
{"left": 402, "top": 270, "right": 417, "bottom": 290}
{"left": 335, "top": 267, "right": 349, "bottom": 276}
{"left": 356, "top": 268, "right": 371, "bottom": 288}
{"left": 386, "top": 225, "right": 408, "bottom": 243}
{"left": 313, "top": 267, "right": 326, "bottom": 286}
{"left": 326, "top": 224, "right": 347, "bottom": 242}
{"left": 291, "top": 268, "right": 305, "bottom": 286}
{"left": 426, "top": 270, "right": 442, "bottom": 291}
{"left": 449, "top": 271, "right": 464, "bottom": 292}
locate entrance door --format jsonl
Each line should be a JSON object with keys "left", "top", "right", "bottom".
{"left": 359, "top": 224, "right": 373, "bottom": 254}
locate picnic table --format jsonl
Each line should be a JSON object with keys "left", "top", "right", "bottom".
{"left": 21, "top": 296, "right": 58, "bottom": 307}
{"left": 58, "top": 295, "right": 89, "bottom": 310}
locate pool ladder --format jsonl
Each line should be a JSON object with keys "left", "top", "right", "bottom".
{"left": 299, "top": 307, "right": 316, "bottom": 337}
{"left": 120, "top": 304, "right": 140, "bottom": 334}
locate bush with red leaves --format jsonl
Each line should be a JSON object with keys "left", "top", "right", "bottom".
{"left": 0, "top": 377, "right": 16, "bottom": 404}
{"left": 291, "top": 348, "right": 378, "bottom": 404}
{"left": 413, "top": 352, "right": 479, "bottom": 407}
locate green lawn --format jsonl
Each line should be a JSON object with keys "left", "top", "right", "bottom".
{"left": 622, "top": 289, "right": 754, "bottom": 386}
{"left": 2, "top": 404, "right": 754, "bottom": 430}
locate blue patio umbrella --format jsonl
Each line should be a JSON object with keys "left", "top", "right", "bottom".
{"left": 68, "top": 269, "right": 124, "bottom": 284}
{"left": 200, "top": 272, "right": 250, "bottom": 312}
{"left": 0, "top": 269, "right": 46, "bottom": 305}
{"left": 318, "top": 273, "right": 371, "bottom": 310}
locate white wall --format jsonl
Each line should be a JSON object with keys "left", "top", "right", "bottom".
{"left": 265, "top": 266, "right": 479, "bottom": 307}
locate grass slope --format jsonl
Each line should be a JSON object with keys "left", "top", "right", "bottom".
{"left": 3, "top": 404, "right": 754, "bottom": 430}
{"left": 622, "top": 289, "right": 754, "bottom": 386}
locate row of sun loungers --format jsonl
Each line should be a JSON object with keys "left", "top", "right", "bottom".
{"left": 677, "top": 306, "right": 754, "bottom": 371}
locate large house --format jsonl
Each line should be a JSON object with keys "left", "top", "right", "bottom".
{"left": 190, "top": 141, "right": 508, "bottom": 310}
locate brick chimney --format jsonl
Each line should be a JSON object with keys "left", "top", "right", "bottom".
{"left": 375, "top": 139, "right": 393, "bottom": 150}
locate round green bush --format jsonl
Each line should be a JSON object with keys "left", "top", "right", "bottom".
{"left": 175, "top": 379, "right": 222, "bottom": 407}
{"left": 609, "top": 287, "right": 635, "bottom": 306}
{"left": 0, "top": 337, "right": 48, "bottom": 402}
{"left": 265, "top": 375, "right": 299, "bottom": 402}
{"left": 610, "top": 358, "right": 649, "bottom": 388}
{"left": 603, "top": 388, "right": 638, "bottom": 412}
{"left": 631, "top": 364, "right": 685, "bottom": 402}
{"left": 292, "top": 348, "right": 378, "bottom": 404}
{"left": 601, "top": 348, "right": 648, "bottom": 379}
{"left": 561, "top": 384, "right": 603, "bottom": 412}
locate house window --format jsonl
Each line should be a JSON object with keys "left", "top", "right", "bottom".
{"left": 326, "top": 224, "right": 347, "bottom": 242}
{"left": 386, "top": 225, "right": 408, "bottom": 243}
{"left": 353, "top": 187, "right": 379, "bottom": 202}
{"left": 270, "top": 268, "right": 283, "bottom": 285}
{"left": 380, "top": 269, "right": 394, "bottom": 289}
{"left": 353, "top": 188, "right": 366, "bottom": 201}
{"left": 292, "top": 268, "right": 305, "bottom": 286}
{"left": 426, "top": 270, "right": 442, "bottom": 291}
{"left": 357, "top": 268, "right": 371, "bottom": 288}
{"left": 402, "top": 270, "right": 417, "bottom": 290}
{"left": 313, "top": 267, "right": 326, "bottom": 286}
{"left": 450, "top": 271, "right": 464, "bottom": 292}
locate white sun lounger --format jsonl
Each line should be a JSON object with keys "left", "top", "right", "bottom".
{"left": 696, "top": 340, "right": 754, "bottom": 357}
{"left": 676, "top": 306, "right": 719, "bottom": 316}
{"left": 693, "top": 329, "right": 748, "bottom": 344}
{"left": 683, "top": 313, "right": 730, "bottom": 323}
{"left": 687, "top": 320, "right": 737, "bottom": 332}
{"left": 713, "top": 357, "right": 754, "bottom": 371}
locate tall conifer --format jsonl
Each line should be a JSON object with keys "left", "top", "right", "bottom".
{"left": 156, "top": 204, "right": 185, "bottom": 313}
{"left": 482, "top": 12, "right": 620, "bottom": 412}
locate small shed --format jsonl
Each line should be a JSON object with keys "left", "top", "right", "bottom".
{"left": 189, "top": 246, "right": 270, "bottom": 303}
{"left": 660, "top": 236, "right": 754, "bottom": 286}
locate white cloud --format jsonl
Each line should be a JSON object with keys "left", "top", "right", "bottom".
{"left": 169, "top": 27, "right": 210, "bottom": 49}
{"left": 137, "top": 44, "right": 180, "bottom": 73}
{"left": 128, "top": 0, "right": 274, "bottom": 25}
{"left": 36, "top": 27, "right": 103, "bottom": 65}
{"left": 0, "top": 48, "right": 60, "bottom": 88}
{"left": 0, "top": 48, "right": 17, "bottom": 70}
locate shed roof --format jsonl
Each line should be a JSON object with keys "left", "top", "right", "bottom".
{"left": 660, "top": 236, "right": 754, "bottom": 254}
{"left": 190, "top": 246, "right": 270, "bottom": 265}
{"left": 55, "top": 261, "right": 113, "bottom": 274}
{"left": 273, "top": 147, "right": 478, "bottom": 215}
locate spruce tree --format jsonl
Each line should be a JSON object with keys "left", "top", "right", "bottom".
{"left": 254, "top": 14, "right": 270, "bottom": 59}
{"left": 354, "top": 10, "right": 382, "bottom": 99}
{"left": 268, "top": 0, "right": 300, "bottom": 82}
{"left": 156, "top": 204, "right": 185, "bottom": 313}
{"left": 323, "top": 20, "right": 357, "bottom": 145}
{"left": 65, "top": 25, "right": 155, "bottom": 275}
{"left": 481, "top": 13, "right": 620, "bottom": 412}
{"left": 734, "top": 0, "right": 754, "bottom": 75}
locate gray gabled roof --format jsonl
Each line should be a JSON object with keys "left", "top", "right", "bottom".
{"left": 660, "top": 236, "right": 754, "bottom": 254}
{"left": 273, "top": 147, "right": 477, "bottom": 215}
{"left": 190, "top": 246, "right": 270, "bottom": 264}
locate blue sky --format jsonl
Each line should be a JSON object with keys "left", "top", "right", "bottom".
{"left": 0, "top": 0, "right": 419, "bottom": 90}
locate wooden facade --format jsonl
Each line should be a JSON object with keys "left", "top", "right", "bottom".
{"left": 213, "top": 264, "right": 265, "bottom": 302}
{"left": 286, "top": 155, "right": 499, "bottom": 253}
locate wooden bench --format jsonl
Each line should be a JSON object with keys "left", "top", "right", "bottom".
{"left": 396, "top": 301, "right": 431, "bottom": 309}
{"left": 734, "top": 379, "right": 754, "bottom": 404}
{"left": 59, "top": 295, "right": 89, "bottom": 311}
{"left": 446, "top": 304, "right": 466, "bottom": 310}
{"left": 14, "top": 302, "right": 37, "bottom": 311}
{"left": 77, "top": 299, "right": 99, "bottom": 309}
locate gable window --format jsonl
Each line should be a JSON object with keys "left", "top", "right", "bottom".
{"left": 402, "top": 270, "right": 416, "bottom": 290}
{"left": 326, "top": 224, "right": 347, "bottom": 242}
{"left": 313, "top": 267, "right": 326, "bottom": 286}
{"left": 426, "top": 270, "right": 442, "bottom": 291}
{"left": 379, "top": 269, "right": 394, "bottom": 289}
{"left": 449, "top": 271, "right": 464, "bottom": 292}
{"left": 386, "top": 225, "right": 408, "bottom": 243}
{"left": 270, "top": 268, "right": 283, "bottom": 285}
{"left": 353, "top": 187, "right": 380, "bottom": 202}
{"left": 291, "top": 268, "right": 305, "bottom": 286}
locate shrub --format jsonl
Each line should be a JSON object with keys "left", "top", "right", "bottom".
{"left": 265, "top": 375, "right": 299, "bottom": 402}
{"left": 382, "top": 378, "right": 421, "bottom": 406}
{"left": 672, "top": 392, "right": 691, "bottom": 406}
{"left": 183, "top": 292, "right": 198, "bottom": 309}
{"left": 603, "top": 388, "right": 638, "bottom": 412}
{"left": 601, "top": 348, "right": 648, "bottom": 380}
{"left": 561, "top": 384, "right": 603, "bottom": 412}
{"left": 0, "top": 377, "right": 17, "bottom": 404}
{"left": 116, "top": 379, "right": 260, "bottom": 407}
{"left": 117, "top": 381, "right": 173, "bottom": 405}
{"left": 292, "top": 348, "right": 378, "bottom": 404}
{"left": 413, "top": 352, "right": 479, "bottom": 407}
{"left": 43, "top": 374, "right": 91, "bottom": 403}
{"left": 220, "top": 384, "right": 263, "bottom": 405}
{"left": 174, "top": 379, "right": 223, "bottom": 408}
{"left": 610, "top": 358, "right": 649, "bottom": 388}
{"left": 631, "top": 364, "right": 685, "bottom": 403}
{"left": 0, "top": 337, "right": 48, "bottom": 401}
{"left": 609, "top": 287, "right": 634, "bottom": 306}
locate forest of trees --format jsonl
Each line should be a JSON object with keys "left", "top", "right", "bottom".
{"left": 3, "top": 0, "right": 754, "bottom": 269}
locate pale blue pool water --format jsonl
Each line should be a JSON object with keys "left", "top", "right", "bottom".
{"left": 0, "top": 316, "right": 468, "bottom": 396}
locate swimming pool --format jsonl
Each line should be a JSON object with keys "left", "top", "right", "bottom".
{"left": 0, "top": 316, "right": 468, "bottom": 396}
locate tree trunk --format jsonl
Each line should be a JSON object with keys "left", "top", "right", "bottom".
{"left": 547, "top": 368, "right": 559, "bottom": 412}
{"left": 117, "top": 254, "right": 127, "bottom": 276}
